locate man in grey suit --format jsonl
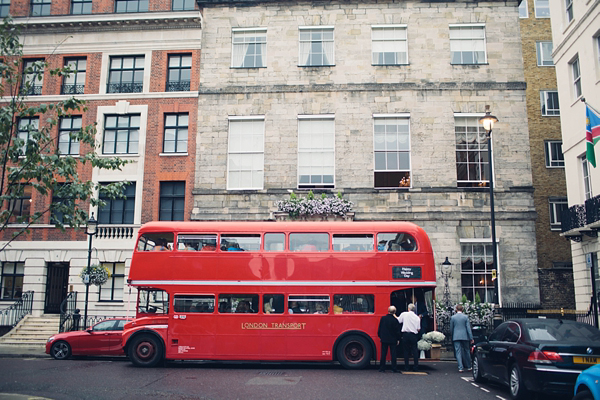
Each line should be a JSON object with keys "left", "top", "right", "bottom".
{"left": 450, "top": 304, "right": 473, "bottom": 372}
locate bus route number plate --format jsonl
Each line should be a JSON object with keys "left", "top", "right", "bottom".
{"left": 392, "top": 266, "right": 422, "bottom": 280}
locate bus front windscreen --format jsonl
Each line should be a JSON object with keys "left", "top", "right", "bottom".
{"left": 138, "top": 289, "right": 169, "bottom": 314}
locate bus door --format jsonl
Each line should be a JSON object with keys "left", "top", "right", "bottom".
{"left": 215, "top": 293, "right": 261, "bottom": 359}
{"left": 168, "top": 294, "right": 217, "bottom": 359}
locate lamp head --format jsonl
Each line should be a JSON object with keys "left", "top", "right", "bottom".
{"left": 479, "top": 105, "right": 499, "bottom": 133}
{"left": 86, "top": 213, "right": 98, "bottom": 236}
{"left": 442, "top": 257, "right": 452, "bottom": 273}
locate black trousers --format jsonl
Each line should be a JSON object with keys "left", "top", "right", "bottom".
{"left": 402, "top": 332, "right": 419, "bottom": 370}
{"left": 379, "top": 341, "right": 398, "bottom": 371}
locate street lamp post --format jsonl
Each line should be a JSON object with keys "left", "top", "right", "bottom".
{"left": 441, "top": 257, "right": 452, "bottom": 309}
{"left": 479, "top": 105, "right": 499, "bottom": 305}
{"left": 83, "top": 213, "right": 98, "bottom": 330}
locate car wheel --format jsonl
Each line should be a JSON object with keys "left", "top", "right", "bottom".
{"left": 573, "top": 389, "right": 594, "bottom": 400}
{"left": 472, "top": 353, "right": 486, "bottom": 383}
{"left": 50, "top": 341, "right": 71, "bottom": 360}
{"left": 128, "top": 334, "right": 164, "bottom": 368}
{"left": 509, "top": 364, "right": 527, "bottom": 400}
{"left": 336, "top": 335, "right": 372, "bottom": 370}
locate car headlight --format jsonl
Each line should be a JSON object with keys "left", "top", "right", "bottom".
{"left": 47, "top": 337, "right": 55, "bottom": 343}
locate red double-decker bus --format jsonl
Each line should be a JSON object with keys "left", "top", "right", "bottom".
{"left": 122, "top": 221, "right": 436, "bottom": 368}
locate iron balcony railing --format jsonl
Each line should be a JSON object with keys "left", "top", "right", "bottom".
{"left": 586, "top": 195, "right": 600, "bottom": 226}
{"left": 106, "top": 82, "right": 143, "bottom": 94}
{"left": 561, "top": 204, "right": 586, "bottom": 233}
{"left": 166, "top": 81, "right": 190, "bottom": 92}
{"left": 20, "top": 85, "right": 42, "bottom": 96}
{"left": 0, "top": 291, "right": 34, "bottom": 327}
{"left": 61, "top": 84, "right": 85, "bottom": 95}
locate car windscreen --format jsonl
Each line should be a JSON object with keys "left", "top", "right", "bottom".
{"left": 525, "top": 320, "right": 600, "bottom": 342}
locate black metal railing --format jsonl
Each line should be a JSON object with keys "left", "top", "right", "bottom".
{"left": 106, "top": 82, "right": 143, "bottom": 93}
{"left": 61, "top": 84, "right": 85, "bottom": 95}
{"left": 20, "top": 85, "right": 42, "bottom": 96}
{"left": 586, "top": 195, "right": 600, "bottom": 226}
{"left": 0, "top": 291, "right": 34, "bottom": 327}
{"left": 166, "top": 81, "right": 190, "bottom": 92}
{"left": 562, "top": 204, "right": 586, "bottom": 232}
{"left": 59, "top": 292, "right": 78, "bottom": 332}
{"left": 97, "top": 225, "right": 135, "bottom": 239}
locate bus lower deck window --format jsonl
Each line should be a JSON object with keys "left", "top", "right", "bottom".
{"left": 288, "top": 295, "right": 330, "bottom": 314}
{"left": 333, "top": 295, "right": 374, "bottom": 314}
{"left": 218, "top": 294, "right": 259, "bottom": 313}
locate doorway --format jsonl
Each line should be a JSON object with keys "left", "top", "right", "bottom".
{"left": 44, "top": 262, "right": 70, "bottom": 314}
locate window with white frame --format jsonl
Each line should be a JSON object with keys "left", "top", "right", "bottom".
{"left": 461, "top": 242, "right": 495, "bottom": 303}
{"left": 227, "top": 117, "right": 264, "bottom": 190}
{"left": 549, "top": 198, "right": 568, "bottom": 231}
{"left": 17, "top": 117, "right": 38, "bottom": 156}
{"left": 1, "top": 262, "right": 24, "bottom": 300}
{"left": 536, "top": 41, "right": 553, "bottom": 66}
{"left": 540, "top": 90, "right": 560, "bottom": 116}
{"left": 582, "top": 156, "right": 592, "bottom": 200}
{"left": 298, "top": 116, "right": 335, "bottom": 188}
{"left": 534, "top": 0, "right": 550, "bottom": 18}
{"left": 518, "top": 0, "right": 528, "bottom": 18}
{"left": 455, "top": 116, "right": 489, "bottom": 187}
{"left": 99, "top": 262, "right": 125, "bottom": 301}
{"left": 371, "top": 25, "right": 408, "bottom": 66}
{"left": 102, "top": 114, "right": 140, "bottom": 155}
{"left": 163, "top": 113, "right": 188, "bottom": 153}
{"left": 58, "top": 116, "right": 81, "bottom": 155}
{"left": 545, "top": 141, "right": 564, "bottom": 167}
{"left": 374, "top": 115, "right": 411, "bottom": 188}
{"left": 565, "top": 0, "right": 573, "bottom": 23}
{"left": 232, "top": 28, "right": 267, "bottom": 68}
{"left": 299, "top": 27, "right": 334, "bottom": 67}
{"left": 0, "top": 0, "right": 10, "bottom": 17}
{"left": 449, "top": 25, "right": 486, "bottom": 65}
{"left": 570, "top": 56, "right": 582, "bottom": 99}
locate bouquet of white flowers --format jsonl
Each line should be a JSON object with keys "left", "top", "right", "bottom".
{"left": 422, "top": 331, "right": 445, "bottom": 344}
{"left": 79, "top": 265, "right": 110, "bottom": 286}
{"left": 417, "top": 339, "right": 432, "bottom": 351}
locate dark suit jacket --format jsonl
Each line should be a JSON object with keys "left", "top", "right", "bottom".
{"left": 378, "top": 314, "right": 401, "bottom": 344}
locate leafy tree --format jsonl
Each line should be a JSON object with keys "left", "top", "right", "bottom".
{"left": 0, "top": 18, "right": 128, "bottom": 250}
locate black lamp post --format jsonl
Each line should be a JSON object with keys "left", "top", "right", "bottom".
{"left": 83, "top": 213, "right": 98, "bottom": 329}
{"left": 479, "top": 105, "right": 499, "bottom": 305}
{"left": 441, "top": 257, "right": 452, "bottom": 309}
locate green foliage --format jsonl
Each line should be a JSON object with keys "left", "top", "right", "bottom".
{"left": 461, "top": 294, "right": 468, "bottom": 303}
{"left": 79, "top": 264, "right": 110, "bottom": 287}
{"left": 474, "top": 292, "right": 482, "bottom": 304}
{"left": 0, "top": 17, "right": 128, "bottom": 249}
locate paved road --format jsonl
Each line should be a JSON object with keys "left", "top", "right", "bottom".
{"left": 0, "top": 356, "right": 566, "bottom": 400}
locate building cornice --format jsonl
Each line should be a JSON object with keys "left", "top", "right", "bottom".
{"left": 196, "top": 0, "right": 513, "bottom": 6}
{"left": 13, "top": 11, "right": 202, "bottom": 34}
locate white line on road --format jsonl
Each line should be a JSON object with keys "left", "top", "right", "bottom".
{"left": 496, "top": 396, "right": 506, "bottom": 400}
{"left": 480, "top": 388, "right": 490, "bottom": 393}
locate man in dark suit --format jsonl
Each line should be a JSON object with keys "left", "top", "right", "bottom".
{"left": 377, "top": 305, "right": 401, "bottom": 372}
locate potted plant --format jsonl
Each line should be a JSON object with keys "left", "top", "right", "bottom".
{"left": 274, "top": 191, "right": 354, "bottom": 220}
{"left": 79, "top": 264, "right": 110, "bottom": 287}
{"left": 421, "top": 331, "right": 446, "bottom": 359}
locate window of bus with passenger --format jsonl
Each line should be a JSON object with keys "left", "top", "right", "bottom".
{"left": 137, "top": 233, "right": 174, "bottom": 252}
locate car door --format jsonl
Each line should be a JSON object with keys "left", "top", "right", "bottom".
{"left": 82, "top": 320, "right": 119, "bottom": 354}
{"left": 477, "top": 323, "right": 507, "bottom": 381}
{"left": 489, "top": 322, "right": 521, "bottom": 384}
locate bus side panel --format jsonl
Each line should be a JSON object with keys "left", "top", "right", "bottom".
{"left": 166, "top": 313, "right": 216, "bottom": 360}
{"left": 215, "top": 314, "right": 261, "bottom": 359}
{"left": 283, "top": 315, "right": 333, "bottom": 361}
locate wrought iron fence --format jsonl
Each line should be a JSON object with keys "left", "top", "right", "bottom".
{"left": 106, "top": 82, "right": 143, "bottom": 93}
{"left": 0, "top": 291, "right": 34, "bottom": 327}
{"left": 61, "top": 84, "right": 85, "bottom": 95}
{"left": 59, "top": 292, "right": 78, "bottom": 333}
{"left": 166, "top": 81, "right": 190, "bottom": 92}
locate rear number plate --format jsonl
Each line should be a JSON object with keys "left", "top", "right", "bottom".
{"left": 573, "top": 356, "right": 600, "bottom": 364}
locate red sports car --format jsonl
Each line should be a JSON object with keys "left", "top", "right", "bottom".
{"left": 46, "top": 318, "right": 131, "bottom": 360}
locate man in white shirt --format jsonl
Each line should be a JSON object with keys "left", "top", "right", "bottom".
{"left": 398, "top": 303, "right": 421, "bottom": 372}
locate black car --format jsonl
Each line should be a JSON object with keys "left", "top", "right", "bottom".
{"left": 472, "top": 318, "right": 600, "bottom": 399}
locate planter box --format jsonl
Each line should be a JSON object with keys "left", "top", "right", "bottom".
{"left": 430, "top": 344, "right": 442, "bottom": 360}
{"left": 273, "top": 211, "right": 355, "bottom": 222}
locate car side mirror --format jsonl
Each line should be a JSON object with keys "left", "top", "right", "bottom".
{"left": 86, "top": 328, "right": 93, "bottom": 333}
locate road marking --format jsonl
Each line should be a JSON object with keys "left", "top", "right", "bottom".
{"left": 480, "top": 388, "right": 490, "bottom": 393}
{"left": 496, "top": 396, "right": 506, "bottom": 400}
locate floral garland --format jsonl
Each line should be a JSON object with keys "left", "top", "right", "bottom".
{"left": 79, "top": 264, "right": 110, "bottom": 287}
{"left": 275, "top": 191, "right": 353, "bottom": 218}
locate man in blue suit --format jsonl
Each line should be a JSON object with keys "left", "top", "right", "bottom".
{"left": 450, "top": 304, "right": 474, "bottom": 372}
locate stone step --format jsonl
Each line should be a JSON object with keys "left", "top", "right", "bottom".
{"left": 0, "top": 315, "right": 63, "bottom": 346}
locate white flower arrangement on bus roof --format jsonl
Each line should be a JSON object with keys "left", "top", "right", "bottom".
{"left": 276, "top": 190, "right": 353, "bottom": 219}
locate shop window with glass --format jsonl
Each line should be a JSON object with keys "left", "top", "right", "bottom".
{"left": 232, "top": 29, "right": 267, "bottom": 68}
{"left": 30, "top": 0, "right": 50, "bottom": 16}
{"left": 0, "top": 0, "right": 10, "bottom": 17}
{"left": 107, "top": 56, "right": 144, "bottom": 93}
{"left": 159, "top": 181, "right": 185, "bottom": 221}
{"left": 172, "top": 0, "right": 194, "bottom": 10}
{"left": 570, "top": 56, "right": 582, "bottom": 99}
{"left": 534, "top": 0, "right": 550, "bottom": 17}
{"left": 371, "top": 25, "right": 408, "bottom": 65}
{"left": 461, "top": 243, "right": 495, "bottom": 303}
{"left": 163, "top": 113, "right": 188, "bottom": 153}
{"left": 166, "top": 54, "right": 191, "bottom": 92}
{"left": 115, "top": 0, "right": 147, "bottom": 12}
{"left": 298, "top": 116, "right": 335, "bottom": 188}
{"left": 544, "top": 140, "right": 564, "bottom": 168}
{"left": 102, "top": 114, "right": 140, "bottom": 155}
{"left": 374, "top": 116, "right": 411, "bottom": 188}
{"left": 227, "top": 117, "right": 264, "bottom": 190}
{"left": 540, "top": 90, "right": 560, "bottom": 116}
{"left": 449, "top": 25, "right": 486, "bottom": 65}
{"left": 62, "top": 58, "right": 86, "bottom": 95}
{"left": 71, "top": 0, "right": 91, "bottom": 14}
{"left": 98, "top": 183, "right": 135, "bottom": 224}
{"left": 1, "top": 262, "right": 24, "bottom": 300}
{"left": 17, "top": 117, "right": 39, "bottom": 156}
{"left": 99, "top": 262, "right": 125, "bottom": 301}
{"left": 58, "top": 116, "right": 81, "bottom": 155}
{"left": 536, "top": 41, "right": 553, "bottom": 66}
{"left": 299, "top": 27, "right": 334, "bottom": 67}
{"left": 455, "top": 116, "right": 489, "bottom": 187}
{"left": 549, "top": 198, "right": 568, "bottom": 231}
{"left": 6, "top": 185, "right": 32, "bottom": 224}
{"left": 21, "top": 59, "right": 44, "bottom": 96}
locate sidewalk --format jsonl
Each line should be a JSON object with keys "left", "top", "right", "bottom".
{"left": 0, "top": 345, "right": 47, "bottom": 358}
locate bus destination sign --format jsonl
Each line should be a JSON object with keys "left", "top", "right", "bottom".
{"left": 392, "top": 266, "right": 422, "bottom": 280}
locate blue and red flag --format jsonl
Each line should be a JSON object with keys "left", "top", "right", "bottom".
{"left": 586, "top": 105, "right": 600, "bottom": 168}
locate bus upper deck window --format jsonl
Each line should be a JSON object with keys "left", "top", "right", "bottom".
{"left": 333, "top": 234, "right": 374, "bottom": 252}
{"left": 178, "top": 234, "right": 217, "bottom": 251}
{"left": 377, "top": 233, "right": 418, "bottom": 252}
{"left": 264, "top": 233, "right": 285, "bottom": 252}
{"left": 137, "top": 233, "right": 174, "bottom": 252}
{"left": 289, "top": 233, "right": 329, "bottom": 252}
{"left": 220, "top": 234, "right": 260, "bottom": 252}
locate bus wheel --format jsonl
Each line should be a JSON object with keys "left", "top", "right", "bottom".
{"left": 336, "top": 335, "right": 372, "bottom": 370}
{"left": 128, "top": 334, "right": 163, "bottom": 368}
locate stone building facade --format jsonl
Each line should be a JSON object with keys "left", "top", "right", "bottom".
{"left": 193, "top": 0, "right": 540, "bottom": 304}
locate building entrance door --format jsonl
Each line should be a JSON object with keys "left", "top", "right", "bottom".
{"left": 44, "top": 262, "right": 69, "bottom": 314}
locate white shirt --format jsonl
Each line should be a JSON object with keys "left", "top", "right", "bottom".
{"left": 398, "top": 310, "right": 421, "bottom": 334}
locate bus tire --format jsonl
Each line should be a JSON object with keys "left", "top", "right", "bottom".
{"left": 128, "top": 333, "right": 164, "bottom": 368}
{"left": 336, "top": 335, "right": 372, "bottom": 370}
